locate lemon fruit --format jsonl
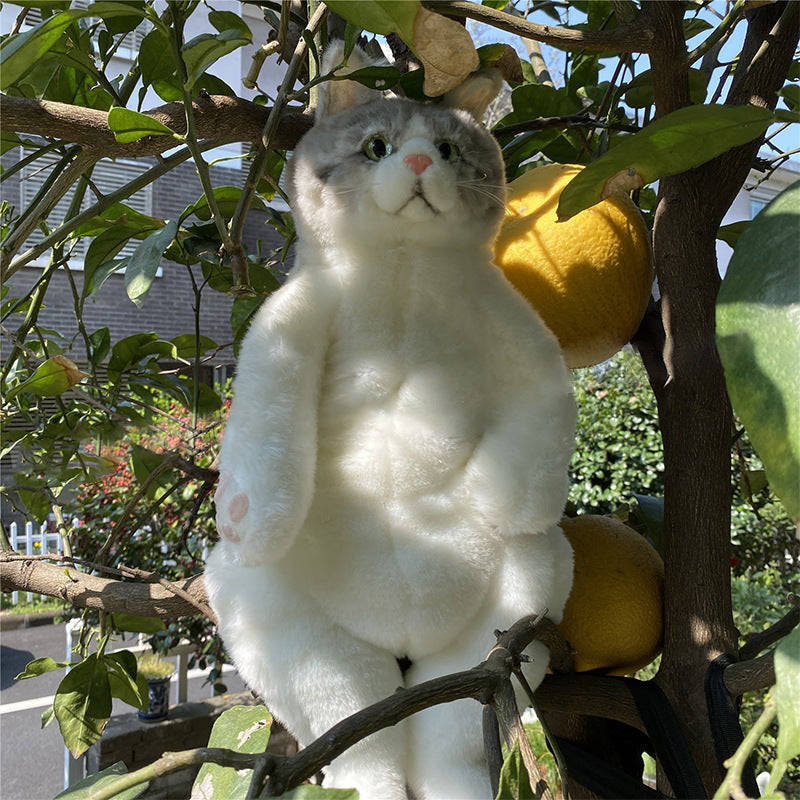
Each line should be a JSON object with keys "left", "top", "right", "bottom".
{"left": 558, "top": 514, "right": 664, "bottom": 675}
{"left": 493, "top": 163, "right": 653, "bottom": 369}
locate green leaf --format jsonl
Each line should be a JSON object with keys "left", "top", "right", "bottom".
{"left": 130, "top": 444, "right": 175, "bottom": 498}
{"left": 42, "top": 704, "right": 56, "bottom": 729}
{"left": 89, "top": 1, "right": 149, "bottom": 36}
{"left": 183, "top": 186, "right": 266, "bottom": 222}
{"left": 281, "top": 789, "right": 360, "bottom": 800}
{"left": 82, "top": 227, "right": 136, "bottom": 298}
{"left": 495, "top": 741, "right": 537, "bottom": 800}
{"left": 75, "top": 203, "right": 163, "bottom": 239}
{"left": 774, "top": 596, "right": 800, "bottom": 763}
{"left": 7, "top": 356, "right": 89, "bottom": 400}
{"left": 324, "top": 0, "right": 419, "bottom": 42}
{"left": 231, "top": 295, "right": 265, "bottom": 350}
{"left": 170, "top": 334, "right": 218, "bottom": 360}
{"left": 108, "top": 332, "right": 176, "bottom": 378}
{"left": 138, "top": 28, "right": 181, "bottom": 102}
{"left": 125, "top": 220, "right": 179, "bottom": 307}
{"left": 181, "top": 30, "right": 251, "bottom": 90}
{"left": 53, "top": 760, "right": 148, "bottom": 800}
{"left": 622, "top": 68, "right": 708, "bottom": 109}
{"left": 208, "top": 9, "right": 252, "bottom": 38}
{"left": 105, "top": 651, "right": 148, "bottom": 711}
{"left": 191, "top": 705, "right": 273, "bottom": 800}
{"left": 107, "top": 107, "right": 176, "bottom": 144}
{"left": 332, "top": 65, "right": 402, "bottom": 91}
{"left": 717, "top": 181, "right": 800, "bottom": 523}
{"left": 0, "top": 9, "right": 91, "bottom": 90}
{"left": 110, "top": 614, "right": 167, "bottom": 634}
{"left": 53, "top": 653, "right": 113, "bottom": 758}
{"left": 717, "top": 220, "right": 750, "bottom": 249}
{"left": 88, "top": 327, "right": 111, "bottom": 365}
{"left": 15, "top": 656, "right": 70, "bottom": 681}
{"left": 557, "top": 104, "right": 775, "bottom": 218}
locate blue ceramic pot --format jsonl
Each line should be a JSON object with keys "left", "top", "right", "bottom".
{"left": 138, "top": 675, "right": 171, "bottom": 721}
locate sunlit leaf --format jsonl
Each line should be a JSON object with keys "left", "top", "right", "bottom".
{"left": 7, "top": 356, "right": 89, "bottom": 400}
{"left": 53, "top": 653, "right": 113, "bottom": 757}
{"left": 105, "top": 651, "right": 148, "bottom": 711}
{"left": 0, "top": 9, "right": 91, "bottom": 90}
{"left": 717, "top": 181, "right": 800, "bottom": 523}
{"left": 181, "top": 30, "right": 251, "bottom": 90}
{"left": 53, "top": 761, "right": 148, "bottom": 800}
{"left": 208, "top": 10, "right": 252, "bottom": 39}
{"left": 107, "top": 107, "right": 176, "bottom": 144}
{"left": 191, "top": 705, "right": 273, "bottom": 800}
{"left": 15, "top": 657, "right": 70, "bottom": 680}
{"left": 775, "top": 626, "right": 800, "bottom": 761}
{"left": 324, "top": 0, "right": 420, "bottom": 42}
{"left": 139, "top": 28, "right": 181, "bottom": 102}
{"left": 171, "top": 334, "right": 218, "bottom": 360}
{"left": 557, "top": 105, "right": 775, "bottom": 218}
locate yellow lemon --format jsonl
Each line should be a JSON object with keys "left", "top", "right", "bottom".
{"left": 558, "top": 514, "right": 664, "bottom": 675}
{"left": 493, "top": 163, "right": 653, "bottom": 369}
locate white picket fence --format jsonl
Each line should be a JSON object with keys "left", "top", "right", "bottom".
{"left": 7, "top": 519, "right": 65, "bottom": 604}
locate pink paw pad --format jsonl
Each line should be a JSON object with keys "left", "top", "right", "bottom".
{"left": 215, "top": 470, "right": 232, "bottom": 499}
{"left": 228, "top": 492, "right": 250, "bottom": 523}
{"left": 221, "top": 524, "right": 241, "bottom": 544}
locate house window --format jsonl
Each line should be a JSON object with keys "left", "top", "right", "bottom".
{"left": 18, "top": 150, "right": 154, "bottom": 266}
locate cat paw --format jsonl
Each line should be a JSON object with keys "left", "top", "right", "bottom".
{"left": 215, "top": 470, "right": 255, "bottom": 547}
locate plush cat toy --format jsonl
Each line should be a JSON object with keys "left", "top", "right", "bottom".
{"left": 205, "top": 43, "right": 576, "bottom": 800}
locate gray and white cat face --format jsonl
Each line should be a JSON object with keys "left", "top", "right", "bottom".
{"left": 289, "top": 51, "right": 506, "bottom": 251}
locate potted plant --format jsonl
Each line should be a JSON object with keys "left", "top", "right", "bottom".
{"left": 136, "top": 653, "right": 175, "bottom": 722}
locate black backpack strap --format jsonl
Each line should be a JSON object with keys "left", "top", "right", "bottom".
{"left": 704, "top": 654, "right": 760, "bottom": 799}
{"left": 622, "top": 677, "right": 708, "bottom": 799}
{"left": 551, "top": 734, "right": 665, "bottom": 799}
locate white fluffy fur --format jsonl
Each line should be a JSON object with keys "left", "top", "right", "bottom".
{"left": 205, "top": 43, "right": 576, "bottom": 800}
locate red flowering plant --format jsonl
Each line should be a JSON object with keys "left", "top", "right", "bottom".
{"left": 69, "top": 390, "right": 232, "bottom": 689}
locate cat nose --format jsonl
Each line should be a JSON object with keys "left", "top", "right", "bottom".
{"left": 404, "top": 154, "right": 433, "bottom": 175}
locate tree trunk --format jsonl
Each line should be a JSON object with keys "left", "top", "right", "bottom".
{"left": 643, "top": 2, "right": 799, "bottom": 793}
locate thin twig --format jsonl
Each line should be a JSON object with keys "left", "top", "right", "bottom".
{"left": 226, "top": 1, "right": 328, "bottom": 293}
{"left": 423, "top": 0, "right": 655, "bottom": 52}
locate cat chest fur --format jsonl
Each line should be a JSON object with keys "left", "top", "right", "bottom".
{"left": 284, "top": 255, "right": 505, "bottom": 655}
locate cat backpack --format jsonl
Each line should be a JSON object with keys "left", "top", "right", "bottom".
{"left": 205, "top": 43, "right": 576, "bottom": 800}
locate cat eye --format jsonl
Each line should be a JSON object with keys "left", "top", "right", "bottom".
{"left": 363, "top": 135, "right": 393, "bottom": 161}
{"left": 437, "top": 140, "right": 460, "bottom": 163}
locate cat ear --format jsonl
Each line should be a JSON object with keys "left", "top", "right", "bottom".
{"left": 442, "top": 67, "right": 504, "bottom": 121}
{"left": 316, "top": 42, "right": 386, "bottom": 119}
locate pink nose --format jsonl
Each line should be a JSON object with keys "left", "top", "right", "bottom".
{"left": 404, "top": 154, "right": 433, "bottom": 175}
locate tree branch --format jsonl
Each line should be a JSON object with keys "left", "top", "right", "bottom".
{"left": 423, "top": 0, "right": 655, "bottom": 52}
{"left": 0, "top": 94, "right": 313, "bottom": 157}
{"left": 0, "top": 555, "right": 208, "bottom": 619}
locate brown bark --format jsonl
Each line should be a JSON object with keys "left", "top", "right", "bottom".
{"left": 0, "top": 555, "right": 209, "bottom": 619}
{"left": 642, "top": 2, "right": 799, "bottom": 794}
{"left": 0, "top": 94, "right": 313, "bottom": 157}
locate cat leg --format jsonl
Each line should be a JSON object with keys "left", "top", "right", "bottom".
{"left": 405, "top": 527, "right": 573, "bottom": 800}
{"left": 204, "top": 552, "right": 409, "bottom": 800}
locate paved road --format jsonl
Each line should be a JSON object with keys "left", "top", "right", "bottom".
{"left": 1, "top": 621, "right": 246, "bottom": 800}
